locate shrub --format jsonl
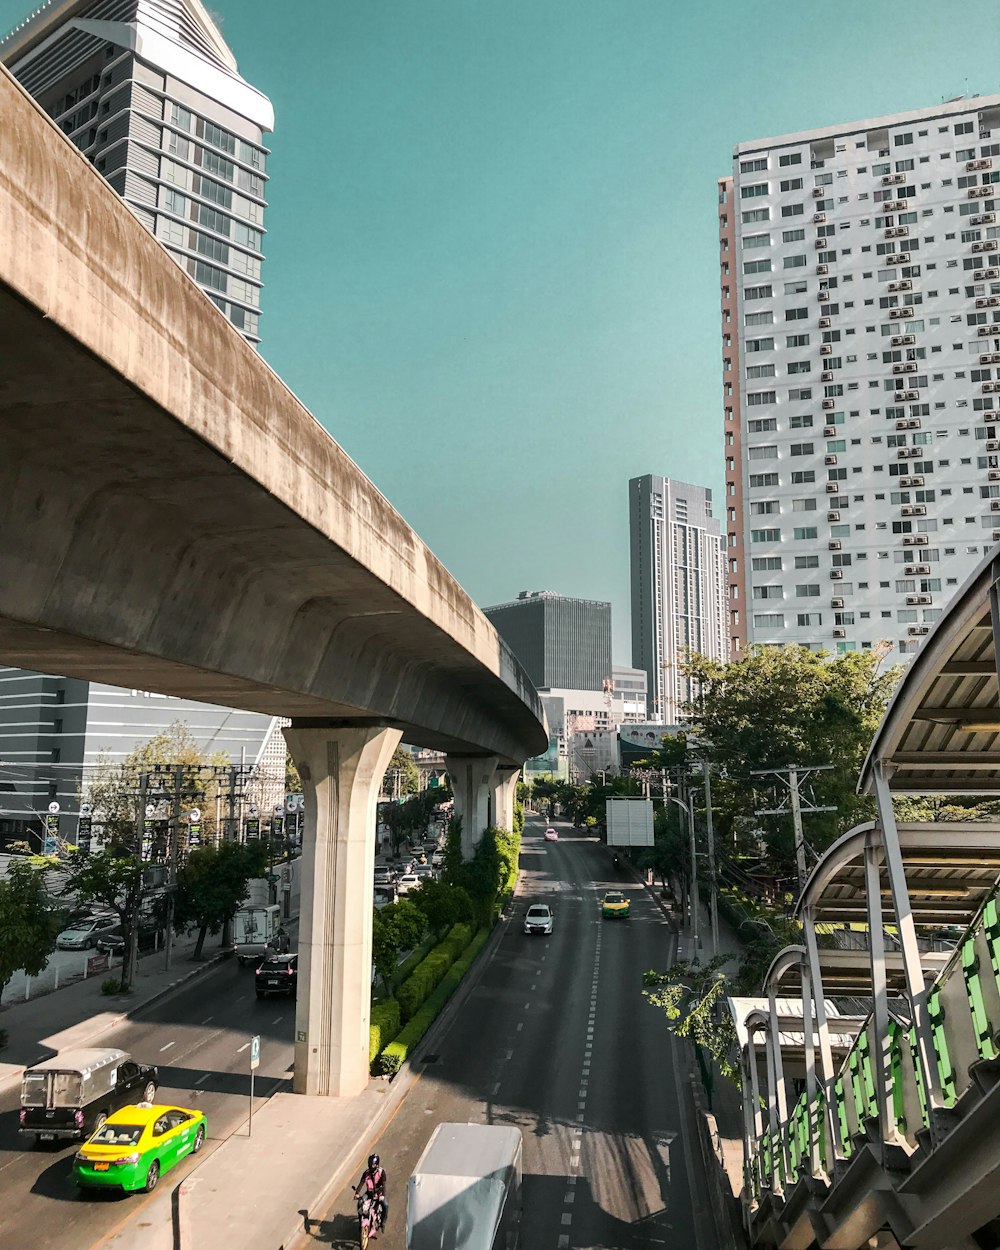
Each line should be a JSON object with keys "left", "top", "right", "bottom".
{"left": 100, "top": 976, "right": 123, "bottom": 995}
{"left": 0, "top": 1027, "right": 7, "bottom": 1051}
{"left": 395, "top": 923, "right": 474, "bottom": 1020}
{"left": 378, "top": 929, "right": 489, "bottom": 1075}
{"left": 369, "top": 999, "right": 401, "bottom": 1065}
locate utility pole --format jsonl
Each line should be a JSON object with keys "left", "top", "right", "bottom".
{"left": 123, "top": 771, "right": 148, "bottom": 993}
{"left": 687, "top": 776, "right": 700, "bottom": 966}
{"left": 164, "top": 764, "right": 182, "bottom": 972}
{"left": 752, "top": 763, "right": 836, "bottom": 892}
{"left": 703, "top": 764, "right": 719, "bottom": 959}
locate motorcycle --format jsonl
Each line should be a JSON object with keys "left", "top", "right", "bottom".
{"left": 356, "top": 1192, "right": 381, "bottom": 1247}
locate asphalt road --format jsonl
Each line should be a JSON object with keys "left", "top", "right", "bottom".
{"left": 0, "top": 956, "right": 296, "bottom": 1250}
{"left": 300, "top": 818, "right": 709, "bottom": 1250}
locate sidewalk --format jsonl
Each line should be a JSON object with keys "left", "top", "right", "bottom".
{"left": 0, "top": 930, "right": 232, "bottom": 1093}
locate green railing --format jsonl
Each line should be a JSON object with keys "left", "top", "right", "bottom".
{"left": 749, "top": 892, "right": 1000, "bottom": 1198}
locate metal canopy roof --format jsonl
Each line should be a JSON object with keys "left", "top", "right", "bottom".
{"left": 793, "top": 820, "right": 1000, "bottom": 928}
{"left": 860, "top": 547, "right": 1000, "bottom": 795}
{"left": 765, "top": 944, "right": 952, "bottom": 996}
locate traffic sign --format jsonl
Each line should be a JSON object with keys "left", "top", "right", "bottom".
{"left": 47, "top": 801, "right": 60, "bottom": 814}
{"left": 250, "top": 1034, "right": 260, "bottom": 1071}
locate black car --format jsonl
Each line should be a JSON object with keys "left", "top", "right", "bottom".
{"left": 96, "top": 922, "right": 164, "bottom": 956}
{"left": 255, "top": 953, "right": 298, "bottom": 998}
{"left": 19, "top": 1048, "right": 158, "bottom": 1143}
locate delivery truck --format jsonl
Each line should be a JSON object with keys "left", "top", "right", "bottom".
{"left": 407, "top": 1122, "right": 522, "bottom": 1250}
{"left": 232, "top": 903, "right": 287, "bottom": 965}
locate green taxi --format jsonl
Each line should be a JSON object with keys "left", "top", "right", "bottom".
{"left": 73, "top": 1102, "right": 206, "bottom": 1193}
{"left": 601, "top": 890, "right": 630, "bottom": 919}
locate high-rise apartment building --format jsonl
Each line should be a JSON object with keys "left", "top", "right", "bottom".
{"left": 484, "top": 591, "right": 613, "bottom": 693}
{"left": 0, "top": 0, "right": 272, "bottom": 344}
{"left": 0, "top": 1, "right": 279, "bottom": 843}
{"left": 629, "top": 475, "right": 727, "bottom": 723}
{"left": 725, "top": 95, "right": 1000, "bottom": 660}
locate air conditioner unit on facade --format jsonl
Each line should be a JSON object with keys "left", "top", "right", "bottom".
{"left": 822, "top": 371, "right": 834, "bottom": 381}
{"left": 822, "top": 398, "right": 835, "bottom": 409}
{"left": 817, "top": 263, "right": 829, "bottom": 275}
{"left": 992, "top": 498, "right": 1000, "bottom": 511}
{"left": 978, "top": 325, "right": 996, "bottom": 337}
{"left": 900, "top": 390, "right": 920, "bottom": 401}
{"left": 824, "top": 453, "right": 838, "bottom": 464}
{"left": 830, "top": 568, "right": 844, "bottom": 579}
{"left": 828, "top": 539, "right": 842, "bottom": 549}
{"left": 985, "top": 440, "right": 1000, "bottom": 451}
{"left": 820, "top": 317, "right": 832, "bottom": 328}
{"left": 832, "top": 627, "right": 846, "bottom": 637}
{"left": 905, "top": 564, "right": 930, "bottom": 575}
{"left": 908, "top": 625, "right": 930, "bottom": 635}
{"left": 831, "top": 597, "right": 844, "bottom": 608}
{"left": 981, "top": 352, "right": 1000, "bottom": 364}
{"left": 989, "top": 469, "right": 1000, "bottom": 481}
{"left": 813, "top": 212, "right": 826, "bottom": 223}
{"left": 827, "top": 510, "right": 840, "bottom": 520}
{"left": 812, "top": 187, "right": 825, "bottom": 198}
{"left": 825, "top": 482, "right": 840, "bottom": 492}
{"left": 824, "top": 425, "right": 837, "bottom": 436}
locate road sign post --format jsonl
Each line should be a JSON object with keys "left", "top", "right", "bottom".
{"left": 249, "top": 1033, "right": 260, "bottom": 1136}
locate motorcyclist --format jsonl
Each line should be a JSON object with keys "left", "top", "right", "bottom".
{"left": 354, "top": 1153, "right": 388, "bottom": 1233}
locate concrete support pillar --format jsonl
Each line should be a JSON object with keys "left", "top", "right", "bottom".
{"left": 283, "top": 722, "right": 402, "bottom": 1098}
{"left": 446, "top": 754, "right": 498, "bottom": 858}
{"left": 490, "top": 765, "right": 521, "bottom": 832}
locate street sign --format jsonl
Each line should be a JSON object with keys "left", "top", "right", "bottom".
{"left": 250, "top": 1034, "right": 260, "bottom": 1071}
{"left": 47, "top": 801, "right": 60, "bottom": 814}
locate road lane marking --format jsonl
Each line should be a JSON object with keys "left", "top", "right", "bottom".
{"left": 568, "top": 1176, "right": 577, "bottom": 1187}
{"left": 236, "top": 1042, "right": 250, "bottom": 1053}
{"left": 272, "top": 1016, "right": 284, "bottom": 1024}
{"left": 505, "top": 1049, "right": 514, "bottom": 1060}
{"left": 194, "top": 1072, "right": 210, "bottom": 1085}
{"left": 577, "top": 1101, "right": 586, "bottom": 1110}
{"left": 561, "top": 1213, "right": 572, "bottom": 1225}
{"left": 524, "top": 1002, "right": 531, "bottom": 1009}
{"left": 159, "top": 1041, "right": 175, "bottom": 1051}
{"left": 565, "top": 1192, "right": 576, "bottom": 1205}
{"left": 516, "top": 1022, "right": 523, "bottom": 1031}
{"left": 201, "top": 1016, "right": 213, "bottom": 1024}
{"left": 558, "top": 1237, "right": 570, "bottom": 1248}
{"left": 492, "top": 1082, "right": 501, "bottom": 1096}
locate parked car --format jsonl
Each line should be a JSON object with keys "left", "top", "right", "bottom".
{"left": 72, "top": 1102, "right": 206, "bottom": 1193}
{"left": 95, "top": 920, "right": 165, "bottom": 956}
{"left": 396, "top": 872, "right": 420, "bottom": 896}
{"left": 19, "top": 1048, "right": 158, "bottom": 1143}
{"left": 544, "top": 828, "right": 559, "bottom": 842}
{"left": 523, "top": 904, "right": 554, "bottom": 936}
{"left": 56, "top": 914, "right": 119, "bottom": 950}
{"left": 255, "top": 953, "right": 298, "bottom": 998}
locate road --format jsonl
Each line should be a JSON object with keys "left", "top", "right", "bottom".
{"left": 300, "top": 818, "right": 708, "bottom": 1250}
{"left": 0, "top": 957, "right": 296, "bottom": 1250}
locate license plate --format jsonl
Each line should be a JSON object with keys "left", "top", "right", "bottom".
{"left": 39, "top": 1133, "right": 54, "bottom": 1141}
{"left": 266, "top": 978, "right": 282, "bottom": 985}
{"left": 94, "top": 1162, "right": 110, "bottom": 1171}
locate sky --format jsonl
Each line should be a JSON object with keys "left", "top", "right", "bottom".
{"left": 3, "top": 1, "right": 996, "bottom": 662}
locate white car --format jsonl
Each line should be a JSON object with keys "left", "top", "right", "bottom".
{"left": 396, "top": 873, "right": 420, "bottom": 896}
{"left": 523, "top": 904, "right": 554, "bottom": 936}
{"left": 430, "top": 850, "right": 445, "bottom": 868}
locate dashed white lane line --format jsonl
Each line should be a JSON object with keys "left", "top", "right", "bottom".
{"left": 194, "top": 1072, "right": 210, "bottom": 1085}
{"left": 505, "top": 1049, "right": 514, "bottom": 1061}
{"left": 568, "top": 1177, "right": 577, "bottom": 1187}
{"left": 564, "top": 1192, "right": 576, "bottom": 1205}
{"left": 558, "top": 1237, "right": 570, "bottom": 1248}
{"left": 492, "top": 1082, "right": 501, "bottom": 1096}
{"left": 561, "top": 1213, "right": 573, "bottom": 1225}
{"left": 201, "top": 1016, "right": 213, "bottom": 1025}
{"left": 517, "top": 1022, "right": 524, "bottom": 1032}
{"left": 159, "top": 1041, "right": 175, "bottom": 1052}
{"left": 236, "top": 1042, "right": 250, "bottom": 1054}
{"left": 524, "top": 1002, "right": 531, "bottom": 1009}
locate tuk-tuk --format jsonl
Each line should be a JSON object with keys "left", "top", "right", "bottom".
{"left": 19, "top": 1047, "right": 158, "bottom": 1143}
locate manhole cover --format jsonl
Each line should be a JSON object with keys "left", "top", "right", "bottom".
{"left": 422, "top": 1053, "right": 441, "bottom": 1064}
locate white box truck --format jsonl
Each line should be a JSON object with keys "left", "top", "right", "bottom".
{"left": 407, "top": 1122, "right": 522, "bottom": 1250}
{"left": 232, "top": 903, "right": 287, "bottom": 965}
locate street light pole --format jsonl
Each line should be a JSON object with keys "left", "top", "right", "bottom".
{"left": 703, "top": 764, "right": 719, "bottom": 959}
{"left": 687, "top": 781, "right": 700, "bottom": 966}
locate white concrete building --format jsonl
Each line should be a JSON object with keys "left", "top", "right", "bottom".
{"left": 725, "top": 95, "right": 1000, "bottom": 660}
{"left": 629, "top": 475, "right": 727, "bottom": 723}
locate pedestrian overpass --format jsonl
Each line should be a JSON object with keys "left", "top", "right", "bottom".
{"left": 0, "top": 66, "right": 546, "bottom": 1099}
{"left": 736, "top": 546, "right": 1000, "bottom": 1250}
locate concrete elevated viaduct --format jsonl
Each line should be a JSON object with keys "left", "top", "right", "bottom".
{"left": 0, "top": 68, "right": 546, "bottom": 1095}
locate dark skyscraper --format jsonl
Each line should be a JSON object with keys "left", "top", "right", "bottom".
{"left": 484, "top": 592, "right": 612, "bottom": 693}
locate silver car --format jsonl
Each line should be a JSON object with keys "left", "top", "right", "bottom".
{"left": 523, "top": 904, "right": 553, "bottom": 936}
{"left": 55, "top": 914, "right": 119, "bottom": 950}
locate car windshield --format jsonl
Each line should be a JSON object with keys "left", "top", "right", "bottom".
{"left": 63, "top": 924, "right": 92, "bottom": 935}
{"left": 605, "top": 893, "right": 624, "bottom": 903}
{"left": 527, "top": 907, "right": 550, "bottom": 918}
{"left": 91, "top": 1123, "right": 143, "bottom": 1146}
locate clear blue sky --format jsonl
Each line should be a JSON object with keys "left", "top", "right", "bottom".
{"left": 3, "top": 1, "right": 996, "bottom": 661}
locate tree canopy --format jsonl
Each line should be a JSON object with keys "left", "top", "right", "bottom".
{"left": 0, "top": 861, "right": 61, "bottom": 1001}
{"left": 174, "top": 841, "right": 269, "bottom": 959}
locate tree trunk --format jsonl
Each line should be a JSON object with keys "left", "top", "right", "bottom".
{"left": 193, "top": 924, "right": 208, "bottom": 961}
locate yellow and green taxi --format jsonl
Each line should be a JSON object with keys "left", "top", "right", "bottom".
{"left": 601, "top": 890, "right": 630, "bottom": 919}
{"left": 73, "top": 1102, "right": 206, "bottom": 1193}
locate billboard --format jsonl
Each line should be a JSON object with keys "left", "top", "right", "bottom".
{"left": 606, "top": 797, "right": 654, "bottom": 847}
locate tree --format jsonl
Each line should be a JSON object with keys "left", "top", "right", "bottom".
{"left": 371, "top": 899, "right": 426, "bottom": 993}
{"left": 0, "top": 861, "right": 61, "bottom": 1003}
{"left": 174, "top": 841, "right": 269, "bottom": 960}
{"left": 682, "top": 644, "right": 900, "bottom": 875}
{"left": 384, "top": 745, "right": 420, "bottom": 799}
{"left": 409, "top": 879, "right": 473, "bottom": 936}
{"left": 643, "top": 958, "right": 740, "bottom": 1097}
{"left": 61, "top": 849, "right": 143, "bottom": 988}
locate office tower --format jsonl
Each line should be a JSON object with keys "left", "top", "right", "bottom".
{"left": 726, "top": 95, "right": 1000, "bottom": 660}
{"left": 0, "top": 1, "right": 278, "bottom": 842}
{"left": 629, "top": 475, "right": 727, "bottom": 724}
{"left": 0, "top": 0, "right": 272, "bottom": 344}
{"left": 483, "top": 592, "right": 613, "bottom": 693}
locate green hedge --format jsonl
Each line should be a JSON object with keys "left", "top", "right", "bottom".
{"left": 369, "top": 1000, "right": 401, "bottom": 1066}
{"left": 389, "top": 934, "right": 437, "bottom": 994}
{"left": 396, "top": 923, "right": 472, "bottom": 1021}
{"left": 377, "top": 929, "right": 489, "bottom": 1076}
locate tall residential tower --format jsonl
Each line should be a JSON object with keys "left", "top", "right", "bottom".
{"left": 725, "top": 95, "right": 1000, "bottom": 660}
{"left": 629, "top": 475, "right": 727, "bottom": 724}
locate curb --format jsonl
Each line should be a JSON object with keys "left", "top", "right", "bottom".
{"left": 0, "top": 951, "right": 228, "bottom": 1096}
